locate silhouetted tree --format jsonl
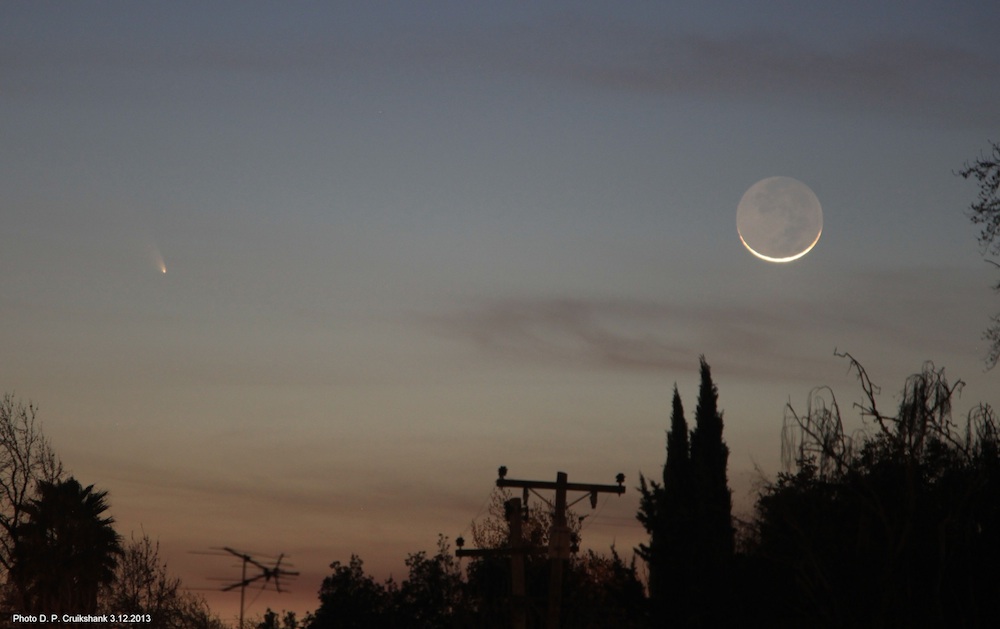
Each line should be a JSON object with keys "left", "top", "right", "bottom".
{"left": 103, "top": 530, "right": 227, "bottom": 629}
{"left": 255, "top": 608, "right": 306, "bottom": 629}
{"left": 958, "top": 140, "right": 1000, "bottom": 367}
{"left": 308, "top": 529, "right": 646, "bottom": 627}
{"left": 307, "top": 555, "right": 395, "bottom": 629}
{"left": 167, "top": 593, "right": 229, "bottom": 629}
{"left": 463, "top": 541, "right": 648, "bottom": 628}
{"left": 689, "top": 356, "right": 734, "bottom": 625}
{"left": 561, "top": 547, "right": 649, "bottom": 628}
{"left": 462, "top": 555, "right": 512, "bottom": 628}
{"left": 0, "top": 395, "right": 62, "bottom": 590}
{"left": 396, "top": 536, "right": 466, "bottom": 628}
{"left": 748, "top": 355, "right": 1000, "bottom": 627}
{"left": 10, "top": 477, "right": 122, "bottom": 615}
{"left": 637, "top": 385, "right": 694, "bottom": 624}
{"left": 638, "top": 358, "right": 733, "bottom": 627}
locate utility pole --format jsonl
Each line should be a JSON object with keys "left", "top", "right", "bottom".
{"left": 238, "top": 553, "right": 247, "bottom": 629}
{"left": 457, "top": 497, "right": 541, "bottom": 629}
{"left": 495, "top": 467, "right": 626, "bottom": 629}
{"left": 507, "top": 498, "right": 528, "bottom": 629}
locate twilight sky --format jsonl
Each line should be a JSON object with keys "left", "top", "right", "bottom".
{"left": 3, "top": 1, "right": 999, "bottom": 621}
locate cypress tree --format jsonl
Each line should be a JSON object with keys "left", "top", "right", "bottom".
{"left": 639, "top": 358, "right": 734, "bottom": 626}
{"left": 638, "top": 385, "right": 695, "bottom": 625}
{"left": 689, "top": 356, "right": 734, "bottom": 624}
{"left": 664, "top": 385, "right": 690, "bottom": 492}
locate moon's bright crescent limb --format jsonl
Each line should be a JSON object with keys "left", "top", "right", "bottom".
{"left": 736, "top": 176, "right": 823, "bottom": 263}
{"left": 738, "top": 227, "right": 822, "bottom": 263}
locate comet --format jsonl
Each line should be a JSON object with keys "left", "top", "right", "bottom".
{"left": 148, "top": 243, "right": 167, "bottom": 275}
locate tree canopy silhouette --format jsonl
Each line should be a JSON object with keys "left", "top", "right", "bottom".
{"left": 10, "top": 477, "right": 123, "bottom": 615}
{"left": 746, "top": 354, "right": 1000, "bottom": 627}
{"left": 308, "top": 555, "right": 395, "bottom": 629}
{"left": 307, "top": 531, "right": 646, "bottom": 627}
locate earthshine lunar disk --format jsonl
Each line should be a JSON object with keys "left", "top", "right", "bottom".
{"left": 736, "top": 176, "right": 823, "bottom": 263}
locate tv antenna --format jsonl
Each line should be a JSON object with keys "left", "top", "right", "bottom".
{"left": 209, "top": 547, "right": 299, "bottom": 629}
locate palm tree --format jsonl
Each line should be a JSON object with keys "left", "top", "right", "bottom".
{"left": 11, "top": 477, "right": 123, "bottom": 614}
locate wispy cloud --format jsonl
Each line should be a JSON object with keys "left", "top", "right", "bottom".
{"left": 432, "top": 296, "right": 814, "bottom": 381}
{"left": 429, "top": 267, "right": 990, "bottom": 382}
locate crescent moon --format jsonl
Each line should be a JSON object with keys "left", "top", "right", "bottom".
{"left": 737, "top": 228, "right": 822, "bottom": 263}
{"left": 736, "top": 177, "right": 823, "bottom": 263}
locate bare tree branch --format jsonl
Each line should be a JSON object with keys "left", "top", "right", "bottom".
{"left": 957, "top": 141, "right": 1000, "bottom": 368}
{"left": 0, "top": 394, "right": 63, "bottom": 577}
